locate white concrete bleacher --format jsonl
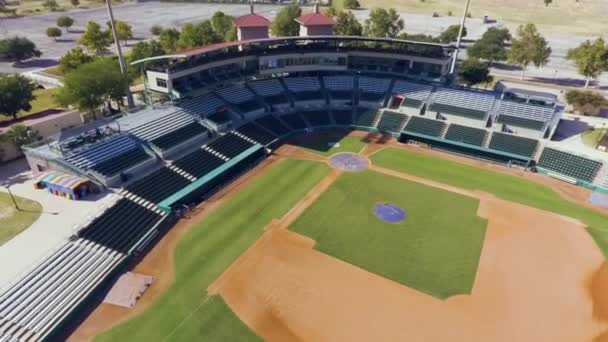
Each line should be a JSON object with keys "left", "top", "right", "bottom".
{"left": 124, "top": 110, "right": 197, "bottom": 143}
{"left": 0, "top": 240, "right": 125, "bottom": 342}
{"left": 495, "top": 100, "right": 555, "bottom": 131}
{"left": 430, "top": 88, "right": 496, "bottom": 119}
{"left": 391, "top": 80, "right": 433, "bottom": 102}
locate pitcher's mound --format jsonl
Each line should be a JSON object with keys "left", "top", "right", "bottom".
{"left": 329, "top": 153, "right": 369, "bottom": 172}
{"left": 374, "top": 203, "right": 406, "bottom": 223}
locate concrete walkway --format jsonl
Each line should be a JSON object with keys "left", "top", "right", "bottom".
{"left": 0, "top": 158, "right": 114, "bottom": 289}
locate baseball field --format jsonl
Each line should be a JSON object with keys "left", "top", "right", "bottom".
{"left": 74, "top": 132, "right": 608, "bottom": 342}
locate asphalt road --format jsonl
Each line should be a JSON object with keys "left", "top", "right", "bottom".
{"left": 0, "top": 1, "right": 605, "bottom": 88}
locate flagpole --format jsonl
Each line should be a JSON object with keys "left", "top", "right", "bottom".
{"left": 449, "top": 0, "right": 471, "bottom": 74}
{"left": 106, "top": 0, "right": 135, "bottom": 109}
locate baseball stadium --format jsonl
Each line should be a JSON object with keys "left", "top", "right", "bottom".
{"left": 1, "top": 9, "right": 608, "bottom": 342}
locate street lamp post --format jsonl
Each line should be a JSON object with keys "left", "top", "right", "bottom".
{"left": 106, "top": 0, "right": 135, "bottom": 109}
{"left": 449, "top": 0, "right": 471, "bottom": 74}
{"left": 4, "top": 186, "right": 21, "bottom": 211}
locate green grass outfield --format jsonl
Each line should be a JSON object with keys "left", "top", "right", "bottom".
{"left": 96, "top": 159, "right": 330, "bottom": 342}
{"left": 298, "top": 135, "right": 367, "bottom": 157}
{"left": 371, "top": 148, "right": 608, "bottom": 257}
{"left": 290, "top": 170, "right": 487, "bottom": 299}
{"left": 0, "top": 193, "right": 42, "bottom": 245}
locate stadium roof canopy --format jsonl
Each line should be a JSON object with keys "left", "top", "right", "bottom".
{"left": 131, "top": 35, "right": 455, "bottom": 67}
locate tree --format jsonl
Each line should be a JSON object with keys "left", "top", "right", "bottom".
{"left": 127, "top": 40, "right": 165, "bottom": 80}
{"left": 109, "top": 20, "right": 133, "bottom": 45}
{"left": 566, "top": 38, "right": 608, "bottom": 88}
{"left": 565, "top": 90, "right": 608, "bottom": 116}
{"left": 159, "top": 28, "right": 180, "bottom": 53}
{"left": 211, "top": 11, "right": 234, "bottom": 41}
{"left": 363, "top": 8, "right": 404, "bottom": 38}
{"left": 0, "top": 37, "right": 42, "bottom": 64}
{"left": 271, "top": 4, "right": 301, "bottom": 37}
{"left": 79, "top": 21, "right": 112, "bottom": 55}
{"left": 508, "top": 23, "right": 551, "bottom": 79}
{"left": 56, "top": 58, "right": 129, "bottom": 115}
{"left": 42, "top": 0, "right": 59, "bottom": 11}
{"left": 150, "top": 25, "right": 163, "bottom": 36}
{"left": 398, "top": 32, "right": 439, "bottom": 43}
{"left": 323, "top": 6, "right": 338, "bottom": 17}
{"left": 3, "top": 125, "right": 41, "bottom": 151}
{"left": 343, "top": 0, "right": 360, "bottom": 9}
{"left": 0, "top": 74, "right": 36, "bottom": 120}
{"left": 334, "top": 11, "right": 362, "bottom": 36}
{"left": 57, "top": 16, "right": 75, "bottom": 33}
{"left": 177, "top": 21, "right": 222, "bottom": 50}
{"left": 458, "top": 58, "right": 493, "bottom": 87}
{"left": 70, "top": 0, "right": 79, "bottom": 7}
{"left": 438, "top": 24, "right": 466, "bottom": 43}
{"left": 467, "top": 27, "right": 511, "bottom": 62}
{"left": 59, "top": 47, "right": 94, "bottom": 74}
{"left": 46, "top": 27, "right": 62, "bottom": 41}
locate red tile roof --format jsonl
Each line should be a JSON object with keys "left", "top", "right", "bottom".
{"left": 295, "top": 13, "right": 335, "bottom": 26}
{"left": 233, "top": 14, "right": 271, "bottom": 28}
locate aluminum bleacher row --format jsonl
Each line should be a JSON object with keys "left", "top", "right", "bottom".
{"left": 249, "top": 79, "right": 290, "bottom": 105}
{"left": 63, "top": 135, "right": 153, "bottom": 177}
{"left": 391, "top": 80, "right": 433, "bottom": 108}
{"left": 429, "top": 88, "right": 496, "bottom": 120}
{"left": 179, "top": 92, "right": 225, "bottom": 118}
{"left": 283, "top": 76, "right": 323, "bottom": 101}
{"left": 538, "top": 147, "right": 603, "bottom": 183}
{"left": 358, "top": 76, "right": 391, "bottom": 102}
{"left": 323, "top": 76, "right": 354, "bottom": 100}
{"left": 215, "top": 85, "right": 261, "bottom": 113}
{"left": 127, "top": 110, "right": 198, "bottom": 147}
{"left": 0, "top": 239, "right": 125, "bottom": 342}
{"left": 495, "top": 100, "right": 554, "bottom": 131}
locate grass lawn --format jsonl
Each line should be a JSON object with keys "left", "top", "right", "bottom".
{"left": 371, "top": 148, "right": 608, "bottom": 257}
{"left": 290, "top": 170, "right": 487, "bottom": 299}
{"left": 0, "top": 88, "right": 61, "bottom": 123}
{"left": 298, "top": 135, "right": 367, "bottom": 157}
{"left": 0, "top": 192, "right": 42, "bottom": 246}
{"left": 96, "top": 159, "right": 330, "bottom": 342}
{"left": 581, "top": 128, "right": 608, "bottom": 149}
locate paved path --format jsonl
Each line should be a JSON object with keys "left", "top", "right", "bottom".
{"left": 0, "top": 158, "right": 114, "bottom": 288}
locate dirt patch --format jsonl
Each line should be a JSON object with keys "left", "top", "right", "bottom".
{"left": 68, "top": 157, "right": 282, "bottom": 341}
{"left": 215, "top": 182, "right": 608, "bottom": 341}
{"left": 273, "top": 144, "right": 327, "bottom": 162}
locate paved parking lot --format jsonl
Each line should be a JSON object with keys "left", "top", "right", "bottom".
{"left": 0, "top": 2, "right": 605, "bottom": 88}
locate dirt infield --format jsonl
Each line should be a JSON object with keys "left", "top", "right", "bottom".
{"left": 212, "top": 179, "right": 608, "bottom": 341}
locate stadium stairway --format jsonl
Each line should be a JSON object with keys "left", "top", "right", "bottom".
{"left": 277, "top": 77, "right": 296, "bottom": 108}
{"left": 318, "top": 76, "right": 331, "bottom": 105}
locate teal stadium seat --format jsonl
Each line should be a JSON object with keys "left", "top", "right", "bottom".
{"left": 444, "top": 124, "right": 488, "bottom": 147}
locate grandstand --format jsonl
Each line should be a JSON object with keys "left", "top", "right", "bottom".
{"left": 11, "top": 35, "right": 582, "bottom": 342}
{"left": 537, "top": 148, "right": 603, "bottom": 183}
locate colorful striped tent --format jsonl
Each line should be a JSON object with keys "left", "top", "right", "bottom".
{"left": 34, "top": 172, "right": 92, "bottom": 200}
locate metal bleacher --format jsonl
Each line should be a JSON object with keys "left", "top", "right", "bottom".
{"left": 391, "top": 80, "right": 433, "bottom": 109}
{"left": 283, "top": 77, "right": 323, "bottom": 102}
{"left": 178, "top": 92, "right": 225, "bottom": 118}
{"left": 323, "top": 75, "right": 354, "bottom": 100}
{"left": 358, "top": 77, "right": 391, "bottom": 102}
{"left": 429, "top": 88, "right": 495, "bottom": 120}
{"left": 495, "top": 100, "right": 554, "bottom": 130}
{"left": 248, "top": 79, "right": 290, "bottom": 105}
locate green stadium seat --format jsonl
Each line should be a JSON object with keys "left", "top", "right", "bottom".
{"left": 444, "top": 124, "right": 488, "bottom": 147}
{"left": 489, "top": 132, "right": 539, "bottom": 158}
{"left": 538, "top": 148, "right": 602, "bottom": 183}
{"left": 377, "top": 111, "right": 408, "bottom": 133}
{"left": 354, "top": 109, "right": 381, "bottom": 127}
{"left": 403, "top": 116, "right": 447, "bottom": 137}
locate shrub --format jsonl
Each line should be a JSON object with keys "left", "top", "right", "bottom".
{"left": 150, "top": 25, "right": 163, "bottom": 36}
{"left": 432, "top": 12, "right": 440, "bottom": 17}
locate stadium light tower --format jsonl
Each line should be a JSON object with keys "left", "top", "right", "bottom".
{"left": 449, "top": 0, "right": 471, "bottom": 74}
{"left": 106, "top": 0, "right": 135, "bottom": 109}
